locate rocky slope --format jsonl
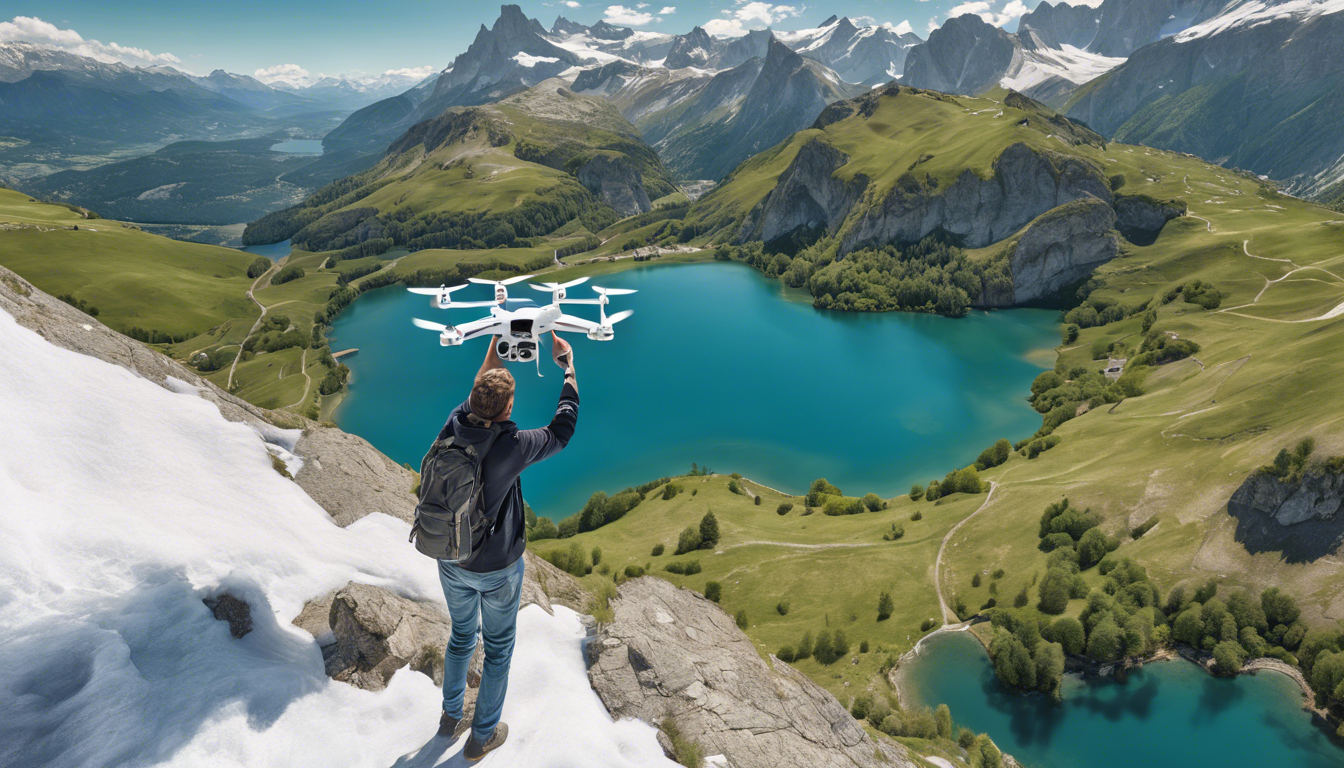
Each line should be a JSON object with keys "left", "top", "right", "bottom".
{"left": 778, "top": 16, "right": 923, "bottom": 86}
{"left": 1066, "top": 4, "right": 1344, "bottom": 198}
{"left": 1228, "top": 468, "right": 1344, "bottom": 563}
{"left": 573, "top": 37, "right": 863, "bottom": 181}
{"left": 900, "top": 14, "right": 1123, "bottom": 106}
{"left": 588, "top": 577, "right": 917, "bottom": 768}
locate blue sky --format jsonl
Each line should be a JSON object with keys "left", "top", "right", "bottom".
{"left": 0, "top": 1, "right": 1047, "bottom": 83}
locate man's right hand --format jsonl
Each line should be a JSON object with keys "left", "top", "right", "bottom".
{"left": 551, "top": 332, "right": 574, "bottom": 371}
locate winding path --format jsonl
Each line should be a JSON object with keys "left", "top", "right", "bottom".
{"left": 1215, "top": 239, "right": 1344, "bottom": 323}
{"left": 227, "top": 265, "right": 276, "bottom": 390}
{"left": 934, "top": 481, "right": 998, "bottom": 625}
{"left": 279, "top": 348, "right": 312, "bottom": 410}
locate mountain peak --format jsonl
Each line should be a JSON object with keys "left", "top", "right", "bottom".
{"left": 822, "top": 15, "right": 840, "bottom": 25}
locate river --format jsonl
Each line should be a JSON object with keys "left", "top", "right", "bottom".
{"left": 328, "top": 261, "right": 1058, "bottom": 518}
{"left": 901, "top": 631, "right": 1343, "bottom": 767}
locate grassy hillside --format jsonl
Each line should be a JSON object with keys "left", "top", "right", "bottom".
{"left": 242, "top": 81, "right": 678, "bottom": 258}
{"left": 0, "top": 187, "right": 257, "bottom": 340}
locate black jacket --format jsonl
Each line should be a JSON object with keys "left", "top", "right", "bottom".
{"left": 438, "top": 379, "right": 579, "bottom": 572}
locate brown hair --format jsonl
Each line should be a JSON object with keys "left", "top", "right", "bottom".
{"left": 470, "top": 368, "right": 515, "bottom": 421}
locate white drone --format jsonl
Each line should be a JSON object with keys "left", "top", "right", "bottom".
{"left": 407, "top": 274, "right": 635, "bottom": 375}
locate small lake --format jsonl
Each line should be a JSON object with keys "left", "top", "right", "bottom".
{"left": 239, "top": 240, "right": 292, "bottom": 261}
{"left": 329, "top": 261, "right": 1057, "bottom": 518}
{"left": 901, "top": 631, "right": 1343, "bottom": 768}
{"left": 269, "top": 139, "right": 324, "bottom": 155}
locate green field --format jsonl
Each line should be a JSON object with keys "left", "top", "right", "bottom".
{"left": 530, "top": 474, "right": 989, "bottom": 702}
{"left": 0, "top": 188, "right": 258, "bottom": 340}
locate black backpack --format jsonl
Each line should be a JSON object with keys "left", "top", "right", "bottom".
{"left": 408, "top": 424, "right": 503, "bottom": 563}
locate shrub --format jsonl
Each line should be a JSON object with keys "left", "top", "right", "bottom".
{"left": 735, "top": 610, "right": 748, "bottom": 629}
{"left": 823, "top": 496, "right": 865, "bottom": 516}
{"left": 921, "top": 618, "right": 938, "bottom": 632}
{"left": 1213, "top": 640, "right": 1248, "bottom": 675}
{"left": 698, "top": 511, "right": 720, "bottom": 548}
{"left": 675, "top": 526, "right": 702, "bottom": 555}
{"left": 813, "top": 630, "right": 837, "bottom": 664}
{"left": 665, "top": 560, "right": 702, "bottom": 575}
{"left": 862, "top": 493, "right": 884, "bottom": 512}
{"left": 754, "top": 495, "right": 762, "bottom": 506}
{"left": 704, "top": 581, "right": 722, "bottom": 602}
{"left": 796, "top": 631, "right": 814, "bottom": 659}
{"left": 976, "top": 439, "right": 1013, "bottom": 471}
{"left": 272, "top": 264, "right": 305, "bottom": 284}
{"left": 1182, "top": 279, "right": 1222, "bottom": 310}
{"left": 246, "top": 256, "right": 271, "bottom": 278}
{"left": 806, "top": 478, "right": 841, "bottom": 507}
{"left": 651, "top": 543, "right": 665, "bottom": 556}
{"left": 882, "top": 523, "right": 905, "bottom": 541}
{"left": 728, "top": 479, "right": 743, "bottom": 495}
{"left": 591, "top": 546, "right": 602, "bottom": 566}
{"left": 776, "top": 502, "right": 794, "bottom": 515}
{"left": 924, "top": 480, "right": 941, "bottom": 501}
{"left": 909, "top": 484, "right": 925, "bottom": 501}
{"left": 776, "top": 646, "right": 795, "bottom": 662}
{"left": 527, "top": 518, "right": 558, "bottom": 541}
{"left": 623, "top": 564, "right": 645, "bottom": 578}
{"left": 1063, "top": 324, "right": 1080, "bottom": 344}
{"left": 878, "top": 592, "right": 894, "bottom": 621}
{"left": 776, "top": 600, "right": 791, "bottom": 615}
{"left": 911, "top": 509, "right": 923, "bottom": 521}
{"left": 661, "top": 483, "right": 681, "bottom": 500}
{"left": 543, "top": 541, "right": 591, "bottom": 577}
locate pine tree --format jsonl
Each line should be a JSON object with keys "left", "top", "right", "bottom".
{"left": 698, "top": 511, "right": 720, "bottom": 548}
{"left": 877, "top": 592, "right": 894, "bottom": 621}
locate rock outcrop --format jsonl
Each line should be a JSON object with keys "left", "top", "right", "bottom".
{"left": 738, "top": 139, "right": 866, "bottom": 245}
{"left": 1228, "top": 468, "right": 1344, "bottom": 562}
{"left": 1114, "top": 194, "right": 1186, "bottom": 235}
{"left": 578, "top": 153, "right": 652, "bottom": 216}
{"left": 999, "top": 198, "right": 1120, "bottom": 304}
{"left": 587, "top": 577, "right": 915, "bottom": 768}
{"left": 324, "top": 582, "right": 465, "bottom": 690}
{"left": 204, "top": 594, "right": 254, "bottom": 638}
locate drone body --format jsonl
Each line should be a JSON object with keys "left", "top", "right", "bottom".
{"left": 407, "top": 275, "right": 634, "bottom": 375}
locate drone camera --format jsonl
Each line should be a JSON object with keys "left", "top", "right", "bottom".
{"left": 516, "top": 341, "right": 536, "bottom": 361}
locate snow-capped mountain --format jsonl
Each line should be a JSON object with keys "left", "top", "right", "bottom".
{"left": 573, "top": 37, "right": 863, "bottom": 180}
{"left": 901, "top": 13, "right": 1125, "bottom": 104}
{"left": 776, "top": 15, "right": 923, "bottom": 86}
{"left": 1066, "top": 0, "right": 1344, "bottom": 197}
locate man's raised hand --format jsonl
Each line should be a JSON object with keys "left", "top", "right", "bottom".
{"left": 551, "top": 332, "right": 574, "bottom": 370}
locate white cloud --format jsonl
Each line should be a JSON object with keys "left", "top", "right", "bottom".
{"left": 703, "top": 2, "right": 801, "bottom": 37}
{"left": 659, "top": 5, "right": 677, "bottom": 14}
{"left": 946, "top": 0, "right": 1029, "bottom": 27}
{"left": 888, "top": 20, "right": 915, "bottom": 35}
{"left": 927, "top": 18, "right": 940, "bottom": 33}
{"left": 604, "top": 4, "right": 654, "bottom": 25}
{"left": 253, "top": 63, "right": 315, "bottom": 88}
{"left": 0, "top": 16, "right": 181, "bottom": 67}
{"left": 564, "top": 0, "right": 581, "bottom": 6}
{"left": 383, "top": 65, "right": 435, "bottom": 80}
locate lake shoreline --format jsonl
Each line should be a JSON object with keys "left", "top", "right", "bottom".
{"left": 893, "top": 624, "right": 1340, "bottom": 744}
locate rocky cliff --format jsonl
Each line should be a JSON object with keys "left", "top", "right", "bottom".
{"left": 587, "top": 577, "right": 916, "bottom": 768}
{"left": 900, "top": 15, "right": 1020, "bottom": 96}
{"left": 577, "top": 152, "right": 653, "bottom": 216}
{"left": 741, "top": 139, "right": 1113, "bottom": 253}
{"left": 996, "top": 198, "right": 1120, "bottom": 305}
{"left": 1228, "top": 468, "right": 1344, "bottom": 563}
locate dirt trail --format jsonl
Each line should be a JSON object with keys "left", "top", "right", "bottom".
{"left": 934, "top": 481, "right": 999, "bottom": 625}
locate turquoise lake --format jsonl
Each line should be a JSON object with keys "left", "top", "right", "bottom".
{"left": 239, "top": 239, "right": 292, "bottom": 261}
{"left": 328, "top": 261, "right": 1058, "bottom": 518}
{"left": 902, "top": 631, "right": 1343, "bottom": 767}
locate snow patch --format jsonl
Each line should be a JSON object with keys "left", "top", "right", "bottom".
{"left": 136, "top": 182, "right": 187, "bottom": 201}
{"left": 1174, "top": 0, "right": 1344, "bottom": 42}
{"left": 0, "top": 307, "right": 674, "bottom": 768}
{"left": 999, "top": 44, "right": 1125, "bottom": 91}
{"left": 511, "top": 52, "right": 560, "bottom": 68}
{"left": 163, "top": 375, "right": 201, "bottom": 395}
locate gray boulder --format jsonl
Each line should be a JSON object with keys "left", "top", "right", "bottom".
{"left": 587, "top": 577, "right": 915, "bottom": 768}
{"left": 204, "top": 594, "right": 253, "bottom": 638}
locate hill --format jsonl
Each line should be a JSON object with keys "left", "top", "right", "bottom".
{"left": 23, "top": 137, "right": 333, "bottom": 225}
{"left": 243, "top": 80, "right": 679, "bottom": 254}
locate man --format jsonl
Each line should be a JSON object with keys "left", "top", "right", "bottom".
{"left": 435, "top": 331, "right": 578, "bottom": 761}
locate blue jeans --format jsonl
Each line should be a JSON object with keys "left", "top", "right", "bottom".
{"left": 437, "top": 556, "right": 524, "bottom": 742}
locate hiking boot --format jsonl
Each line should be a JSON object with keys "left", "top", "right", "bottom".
{"left": 438, "top": 711, "right": 469, "bottom": 740}
{"left": 464, "top": 723, "right": 508, "bottom": 761}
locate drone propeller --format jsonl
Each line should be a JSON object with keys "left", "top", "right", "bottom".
{"left": 467, "top": 274, "right": 534, "bottom": 286}
{"left": 407, "top": 283, "right": 468, "bottom": 296}
{"left": 605, "top": 309, "right": 634, "bottom": 325}
{"left": 412, "top": 318, "right": 450, "bottom": 332}
{"left": 592, "top": 286, "right": 636, "bottom": 297}
{"left": 532, "top": 277, "right": 589, "bottom": 292}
